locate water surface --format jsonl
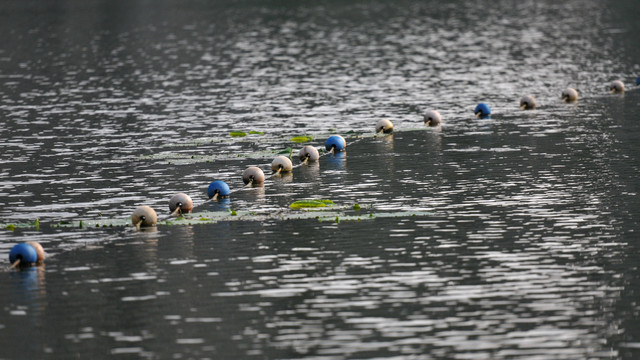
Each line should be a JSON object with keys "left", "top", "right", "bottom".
{"left": 1, "top": 0, "right": 640, "bottom": 359}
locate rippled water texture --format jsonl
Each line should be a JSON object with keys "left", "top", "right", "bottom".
{"left": 1, "top": 0, "right": 640, "bottom": 359}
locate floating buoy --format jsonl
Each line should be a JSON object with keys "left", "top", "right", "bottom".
{"left": 169, "top": 193, "right": 193, "bottom": 216}
{"left": 375, "top": 119, "right": 394, "bottom": 134}
{"left": 26, "top": 241, "right": 45, "bottom": 264}
{"left": 9, "top": 243, "right": 37, "bottom": 268}
{"left": 298, "top": 145, "right": 320, "bottom": 163}
{"left": 325, "top": 135, "right": 346, "bottom": 153}
{"left": 636, "top": 76, "right": 640, "bottom": 86}
{"left": 242, "top": 166, "right": 265, "bottom": 185}
{"left": 423, "top": 110, "right": 442, "bottom": 127}
{"left": 207, "top": 180, "right": 230, "bottom": 200}
{"left": 271, "top": 156, "right": 293, "bottom": 173}
{"left": 608, "top": 80, "right": 625, "bottom": 94}
{"left": 474, "top": 103, "right": 491, "bottom": 117}
{"left": 520, "top": 95, "right": 537, "bottom": 110}
{"left": 131, "top": 205, "right": 157, "bottom": 228}
{"left": 562, "top": 88, "right": 579, "bottom": 102}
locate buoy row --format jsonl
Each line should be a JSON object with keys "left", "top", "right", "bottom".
{"left": 7, "top": 79, "right": 637, "bottom": 267}
{"left": 128, "top": 80, "right": 639, "bottom": 227}
{"left": 129, "top": 134, "right": 350, "bottom": 229}
{"left": 473, "top": 79, "right": 636, "bottom": 118}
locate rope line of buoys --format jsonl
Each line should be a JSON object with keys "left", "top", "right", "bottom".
{"left": 7, "top": 79, "right": 636, "bottom": 268}
{"left": 125, "top": 78, "right": 638, "bottom": 230}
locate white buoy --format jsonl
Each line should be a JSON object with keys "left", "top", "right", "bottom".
{"left": 298, "top": 146, "right": 320, "bottom": 163}
{"left": 131, "top": 206, "right": 158, "bottom": 228}
{"left": 608, "top": 80, "right": 625, "bottom": 94}
{"left": 520, "top": 95, "right": 537, "bottom": 110}
{"left": 169, "top": 193, "right": 193, "bottom": 216}
{"left": 26, "top": 241, "right": 46, "bottom": 264}
{"left": 271, "top": 156, "right": 293, "bottom": 173}
{"left": 375, "top": 119, "right": 394, "bottom": 134}
{"left": 562, "top": 88, "right": 578, "bottom": 102}
{"left": 242, "top": 166, "right": 265, "bottom": 185}
{"left": 424, "top": 110, "right": 442, "bottom": 126}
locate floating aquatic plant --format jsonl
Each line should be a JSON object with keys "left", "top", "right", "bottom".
{"left": 290, "top": 136, "right": 313, "bottom": 143}
{"left": 230, "top": 131, "right": 247, "bottom": 137}
{"left": 2, "top": 219, "right": 40, "bottom": 231}
{"left": 289, "top": 199, "right": 334, "bottom": 210}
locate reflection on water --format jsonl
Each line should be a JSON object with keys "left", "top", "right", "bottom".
{"left": 0, "top": 0, "right": 640, "bottom": 359}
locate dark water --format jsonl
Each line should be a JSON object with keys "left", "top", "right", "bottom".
{"left": 1, "top": 0, "right": 640, "bottom": 359}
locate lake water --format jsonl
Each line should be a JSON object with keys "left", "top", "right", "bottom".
{"left": 1, "top": 0, "right": 640, "bottom": 359}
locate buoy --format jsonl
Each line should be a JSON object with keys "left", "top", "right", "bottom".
{"left": 423, "top": 110, "right": 442, "bottom": 127}
{"left": 520, "top": 95, "right": 537, "bottom": 110}
{"left": 207, "top": 180, "right": 230, "bottom": 200}
{"left": 26, "top": 241, "right": 45, "bottom": 264}
{"left": 169, "top": 193, "right": 193, "bottom": 216}
{"left": 131, "top": 205, "right": 158, "bottom": 228}
{"left": 298, "top": 145, "right": 320, "bottom": 163}
{"left": 271, "top": 156, "right": 293, "bottom": 173}
{"left": 562, "top": 88, "right": 578, "bottom": 102}
{"left": 375, "top": 119, "right": 394, "bottom": 134}
{"left": 325, "top": 135, "right": 346, "bottom": 153}
{"left": 608, "top": 80, "right": 625, "bottom": 94}
{"left": 9, "top": 243, "right": 37, "bottom": 268}
{"left": 474, "top": 103, "right": 491, "bottom": 117}
{"left": 242, "top": 166, "right": 265, "bottom": 185}
{"left": 636, "top": 76, "right": 640, "bottom": 86}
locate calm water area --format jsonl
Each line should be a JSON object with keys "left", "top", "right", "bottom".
{"left": 1, "top": 0, "right": 640, "bottom": 359}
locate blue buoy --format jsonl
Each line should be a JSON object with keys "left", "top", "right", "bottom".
{"left": 325, "top": 135, "right": 346, "bottom": 152}
{"left": 636, "top": 76, "right": 640, "bottom": 86}
{"left": 474, "top": 103, "right": 491, "bottom": 117}
{"left": 9, "top": 243, "right": 37, "bottom": 266}
{"left": 208, "top": 180, "right": 230, "bottom": 199}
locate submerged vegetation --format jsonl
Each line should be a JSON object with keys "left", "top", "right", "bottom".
{"left": 34, "top": 203, "right": 433, "bottom": 229}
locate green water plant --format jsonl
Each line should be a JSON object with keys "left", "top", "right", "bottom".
{"left": 290, "top": 136, "right": 313, "bottom": 143}
{"left": 289, "top": 199, "right": 334, "bottom": 210}
{"left": 3, "top": 219, "right": 41, "bottom": 231}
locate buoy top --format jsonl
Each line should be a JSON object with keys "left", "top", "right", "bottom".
{"left": 242, "top": 166, "right": 265, "bottom": 185}
{"left": 474, "top": 103, "right": 491, "bottom": 117}
{"left": 208, "top": 180, "right": 230, "bottom": 198}
{"left": 271, "top": 156, "right": 293, "bottom": 173}
{"left": 169, "top": 193, "right": 193, "bottom": 215}
{"left": 298, "top": 145, "right": 320, "bottom": 162}
{"left": 608, "top": 80, "right": 625, "bottom": 93}
{"left": 9, "top": 243, "right": 38, "bottom": 265}
{"left": 562, "top": 87, "right": 579, "bottom": 102}
{"left": 131, "top": 205, "right": 158, "bottom": 227}
{"left": 325, "top": 135, "right": 346, "bottom": 152}
{"left": 520, "top": 95, "right": 537, "bottom": 110}
{"left": 375, "top": 119, "right": 394, "bottom": 134}
{"left": 423, "top": 110, "right": 442, "bottom": 127}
